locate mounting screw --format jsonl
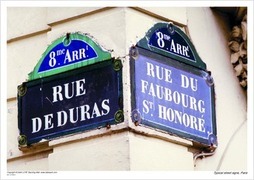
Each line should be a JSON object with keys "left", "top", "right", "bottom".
{"left": 113, "top": 59, "right": 122, "bottom": 71}
{"left": 63, "top": 33, "right": 71, "bottom": 46}
{"left": 18, "top": 84, "right": 27, "bottom": 97}
{"left": 114, "top": 110, "right": 124, "bottom": 123}
{"left": 129, "top": 46, "right": 139, "bottom": 59}
{"left": 18, "top": 135, "right": 27, "bottom": 146}
{"left": 168, "top": 23, "right": 175, "bottom": 35}
{"left": 208, "top": 134, "right": 217, "bottom": 147}
{"left": 131, "top": 109, "right": 141, "bottom": 126}
{"left": 206, "top": 71, "right": 214, "bottom": 86}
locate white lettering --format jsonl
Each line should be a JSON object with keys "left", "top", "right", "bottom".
{"left": 141, "top": 80, "right": 149, "bottom": 94}
{"left": 170, "top": 39, "right": 177, "bottom": 53}
{"left": 80, "top": 105, "right": 90, "bottom": 121}
{"left": 49, "top": 51, "right": 56, "bottom": 67}
{"left": 64, "top": 49, "right": 72, "bottom": 64}
{"left": 64, "top": 82, "right": 75, "bottom": 99}
{"left": 181, "top": 74, "right": 189, "bottom": 89}
{"left": 156, "top": 32, "right": 165, "bottom": 48}
{"left": 64, "top": 48, "right": 86, "bottom": 64}
{"left": 182, "top": 46, "right": 190, "bottom": 57}
{"left": 72, "top": 50, "right": 79, "bottom": 61}
{"left": 198, "top": 118, "right": 206, "bottom": 132}
{"left": 198, "top": 100, "right": 205, "bottom": 113}
{"left": 146, "top": 62, "right": 173, "bottom": 83}
{"left": 158, "top": 104, "right": 167, "bottom": 120}
{"left": 44, "top": 114, "right": 54, "bottom": 130}
{"left": 177, "top": 43, "right": 183, "bottom": 55}
{"left": 69, "top": 108, "right": 79, "bottom": 123}
{"left": 141, "top": 81, "right": 205, "bottom": 114}
{"left": 181, "top": 74, "right": 198, "bottom": 92}
{"left": 101, "top": 99, "right": 110, "bottom": 116}
{"left": 32, "top": 117, "right": 42, "bottom": 133}
{"left": 52, "top": 86, "right": 63, "bottom": 103}
{"left": 52, "top": 78, "right": 86, "bottom": 103}
{"left": 143, "top": 100, "right": 150, "bottom": 114}
{"left": 30, "top": 98, "right": 111, "bottom": 134}
{"left": 79, "top": 48, "right": 86, "bottom": 59}
{"left": 91, "top": 103, "right": 101, "bottom": 119}
{"left": 57, "top": 111, "right": 68, "bottom": 127}
{"left": 158, "top": 105, "right": 206, "bottom": 133}
{"left": 76, "top": 79, "right": 86, "bottom": 96}
{"left": 146, "top": 62, "right": 154, "bottom": 77}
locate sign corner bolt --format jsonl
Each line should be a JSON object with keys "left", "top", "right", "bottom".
{"left": 167, "top": 22, "right": 175, "bottom": 35}
{"left": 206, "top": 71, "right": 214, "bottom": 86}
{"left": 208, "top": 133, "right": 218, "bottom": 151}
{"left": 18, "top": 84, "right": 27, "bottom": 97}
{"left": 18, "top": 135, "right": 27, "bottom": 147}
{"left": 129, "top": 46, "right": 139, "bottom": 59}
{"left": 113, "top": 59, "right": 123, "bottom": 71}
{"left": 114, "top": 110, "right": 124, "bottom": 123}
{"left": 131, "top": 109, "right": 142, "bottom": 126}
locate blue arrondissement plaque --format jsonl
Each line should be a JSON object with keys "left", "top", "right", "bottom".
{"left": 38, "top": 39, "right": 97, "bottom": 73}
{"left": 28, "top": 32, "right": 112, "bottom": 81}
{"left": 18, "top": 60, "right": 123, "bottom": 145}
{"left": 130, "top": 47, "right": 217, "bottom": 147}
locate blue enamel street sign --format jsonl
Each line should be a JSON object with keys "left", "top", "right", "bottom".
{"left": 130, "top": 47, "right": 217, "bottom": 147}
{"left": 18, "top": 60, "right": 123, "bottom": 145}
{"left": 28, "top": 32, "right": 111, "bottom": 81}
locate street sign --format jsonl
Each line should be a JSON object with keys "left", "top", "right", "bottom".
{"left": 130, "top": 47, "right": 217, "bottom": 147}
{"left": 18, "top": 60, "right": 123, "bottom": 145}
{"left": 28, "top": 32, "right": 111, "bottom": 80}
{"left": 131, "top": 23, "right": 217, "bottom": 148}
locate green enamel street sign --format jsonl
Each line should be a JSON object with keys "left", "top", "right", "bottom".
{"left": 137, "top": 23, "right": 206, "bottom": 70}
{"left": 28, "top": 32, "right": 111, "bottom": 80}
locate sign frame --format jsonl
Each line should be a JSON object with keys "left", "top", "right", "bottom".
{"left": 130, "top": 47, "right": 217, "bottom": 148}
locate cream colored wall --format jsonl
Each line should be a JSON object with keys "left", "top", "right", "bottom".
{"left": 48, "top": 131, "right": 130, "bottom": 171}
{"left": 187, "top": 8, "right": 247, "bottom": 171}
{"left": 6, "top": 7, "right": 247, "bottom": 172}
{"left": 7, "top": 7, "right": 49, "bottom": 40}
{"left": 129, "top": 133, "right": 194, "bottom": 170}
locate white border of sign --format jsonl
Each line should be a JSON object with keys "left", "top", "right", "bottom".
{"left": 1, "top": 1, "right": 253, "bottom": 180}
